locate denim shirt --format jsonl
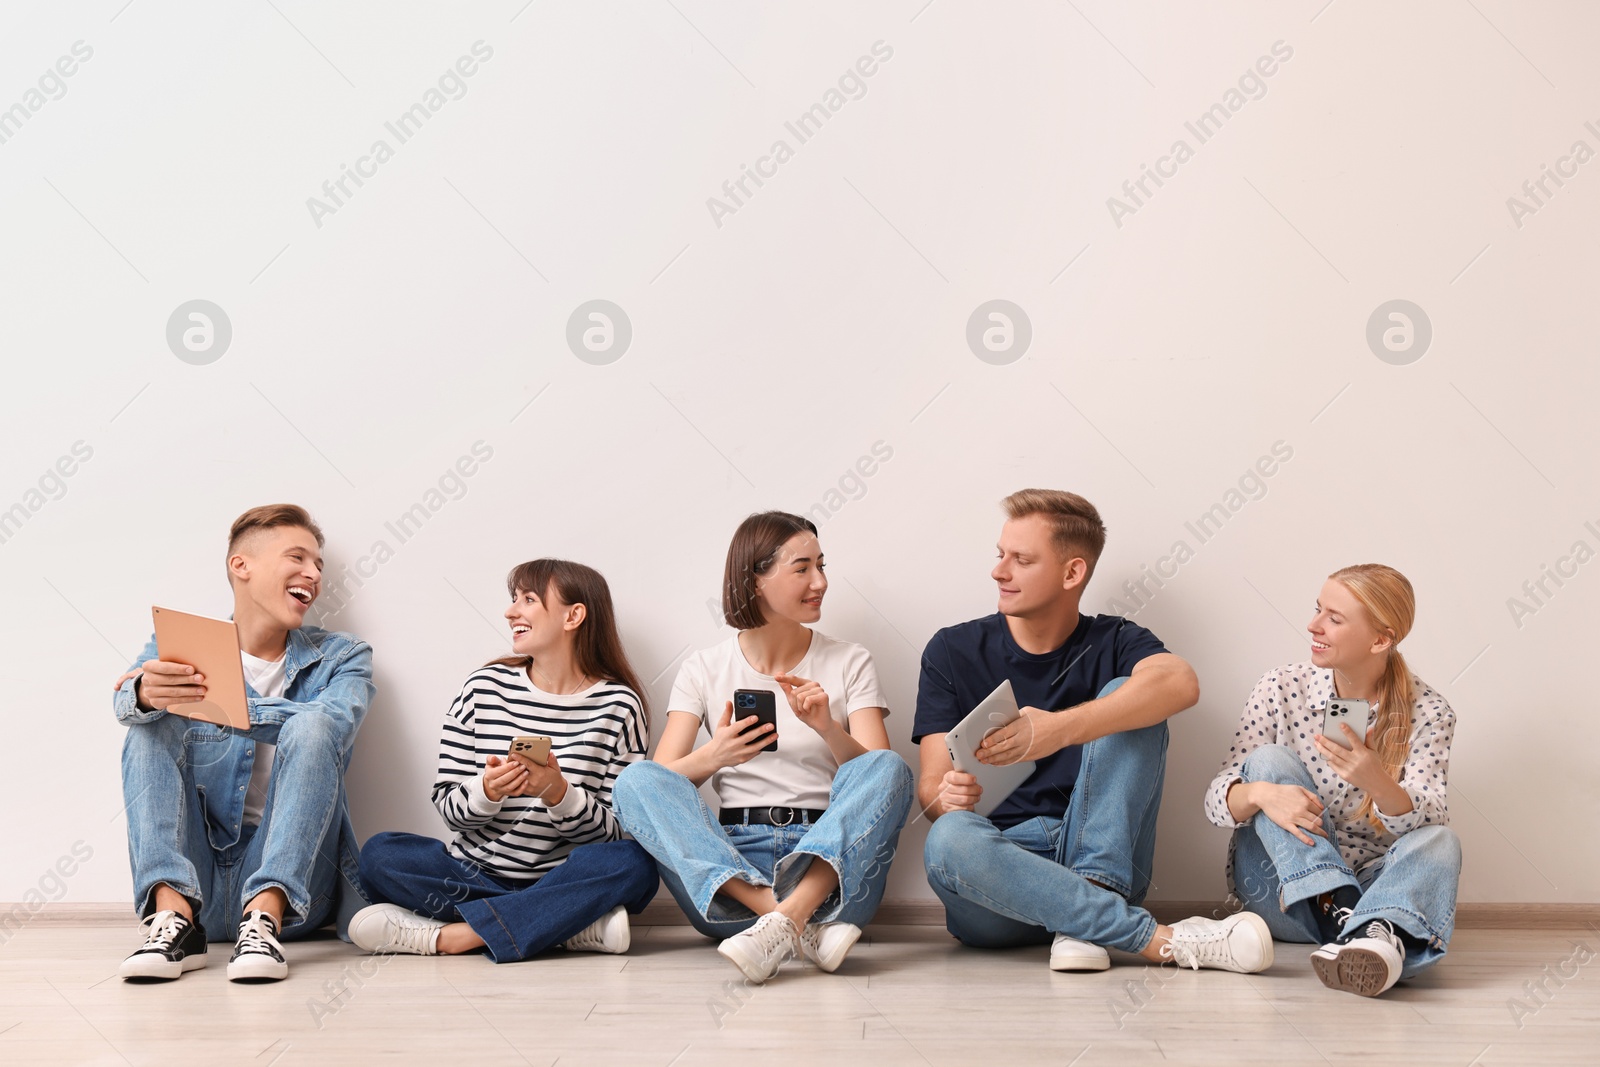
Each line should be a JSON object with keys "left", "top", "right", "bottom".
{"left": 113, "top": 624, "right": 374, "bottom": 938}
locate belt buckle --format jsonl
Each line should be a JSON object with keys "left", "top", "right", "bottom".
{"left": 769, "top": 806, "right": 794, "bottom": 827}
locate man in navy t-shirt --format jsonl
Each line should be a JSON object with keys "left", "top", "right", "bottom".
{"left": 913, "top": 489, "right": 1274, "bottom": 975}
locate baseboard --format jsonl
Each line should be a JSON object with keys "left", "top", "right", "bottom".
{"left": 9, "top": 900, "right": 1598, "bottom": 930}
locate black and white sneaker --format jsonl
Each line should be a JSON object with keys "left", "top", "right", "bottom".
{"left": 1311, "top": 919, "right": 1404, "bottom": 997}
{"left": 120, "top": 910, "right": 208, "bottom": 981}
{"left": 228, "top": 910, "right": 288, "bottom": 982}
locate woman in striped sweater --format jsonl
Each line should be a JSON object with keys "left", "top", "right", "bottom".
{"left": 350, "top": 559, "right": 658, "bottom": 962}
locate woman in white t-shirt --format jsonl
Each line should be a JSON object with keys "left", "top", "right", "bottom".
{"left": 613, "top": 511, "right": 914, "bottom": 984}
{"left": 1204, "top": 564, "right": 1461, "bottom": 997}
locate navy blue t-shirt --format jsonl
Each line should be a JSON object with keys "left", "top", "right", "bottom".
{"left": 912, "top": 612, "right": 1168, "bottom": 829}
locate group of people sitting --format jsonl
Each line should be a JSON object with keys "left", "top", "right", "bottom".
{"left": 113, "top": 489, "right": 1459, "bottom": 999}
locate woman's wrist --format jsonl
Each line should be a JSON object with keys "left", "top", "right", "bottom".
{"left": 1227, "top": 780, "right": 1260, "bottom": 820}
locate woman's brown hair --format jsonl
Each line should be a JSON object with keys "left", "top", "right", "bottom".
{"left": 486, "top": 559, "right": 647, "bottom": 712}
{"left": 1328, "top": 563, "right": 1417, "bottom": 829}
{"left": 722, "top": 511, "right": 819, "bottom": 630}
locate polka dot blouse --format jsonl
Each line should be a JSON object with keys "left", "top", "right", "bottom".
{"left": 1203, "top": 662, "right": 1455, "bottom": 875}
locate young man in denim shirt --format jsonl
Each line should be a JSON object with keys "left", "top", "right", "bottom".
{"left": 114, "top": 504, "right": 373, "bottom": 982}
{"left": 914, "top": 490, "right": 1274, "bottom": 974}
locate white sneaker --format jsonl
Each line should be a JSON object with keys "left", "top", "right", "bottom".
{"left": 1162, "top": 912, "right": 1274, "bottom": 973}
{"left": 227, "top": 910, "right": 288, "bottom": 982}
{"left": 717, "top": 913, "right": 798, "bottom": 984}
{"left": 1311, "top": 919, "right": 1404, "bottom": 997}
{"left": 1050, "top": 933, "right": 1111, "bottom": 972}
{"left": 349, "top": 903, "right": 445, "bottom": 956}
{"left": 799, "top": 921, "right": 861, "bottom": 973}
{"left": 563, "top": 906, "right": 630, "bottom": 954}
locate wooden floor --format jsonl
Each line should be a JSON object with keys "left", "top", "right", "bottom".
{"left": 2, "top": 923, "right": 1596, "bottom": 1065}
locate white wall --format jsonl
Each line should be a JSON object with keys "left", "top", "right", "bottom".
{"left": 3, "top": 1, "right": 1596, "bottom": 910}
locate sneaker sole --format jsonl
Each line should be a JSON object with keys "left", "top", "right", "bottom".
{"left": 1049, "top": 952, "right": 1112, "bottom": 972}
{"left": 120, "top": 952, "right": 207, "bottom": 981}
{"left": 1311, "top": 946, "right": 1389, "bottom": 996}
{"left": 227, "top": 957, "right": 288, "bottom": 982}
{"left": 806, "top": 929, "right": 861, "bottom": 973}
{"left": 716, "top": 939, "right": 781, "bottom": 984}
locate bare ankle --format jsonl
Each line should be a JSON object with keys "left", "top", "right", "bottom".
{"left": 437, "top": 923, "right": 482, "bottom": 955}
{"left": 1141, "top": 925, "right": 1172, "bottom": 962}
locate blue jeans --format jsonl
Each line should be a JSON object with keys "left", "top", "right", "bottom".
{"left": 358, "top": 832, "right": 658, "bottom": 962}
{"left": 923, "top": 677, "right": 1165, "bottom": 954}
{"left": 1231, "top": 743, "right": 1460, "bottom": 978}
{"left": 612, "top": 748, "right": 914, "bottom": 938}
{"left": 121, "top": 711, "right": 344, "bottom": 943}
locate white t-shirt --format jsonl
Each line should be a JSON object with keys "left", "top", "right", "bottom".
{"left": 668, "top": 630, "right": 887, "bottom": 810}
{"left": 241, "top": 651, "right": 287, "bottom": 827}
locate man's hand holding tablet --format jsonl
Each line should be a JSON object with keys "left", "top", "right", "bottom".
{"left": 941, "top": 680, "right": 1037, "bottom": 819}
{"left": 975, "top": 705, "right": 1061, "bottom": 766}
{"left": 934, "top": 768, "right": 983, "bottom": 814}
{"left": 131, "top": 661, "right": 208, "bottom": 712}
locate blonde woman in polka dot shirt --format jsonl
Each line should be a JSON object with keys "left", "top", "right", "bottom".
{"left": 1203, "top": 564, "right": 1460, "bottom": 998}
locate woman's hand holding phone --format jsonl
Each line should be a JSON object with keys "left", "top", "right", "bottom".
{"left": 706, "top": 701, "right": 775, "bottom": 769}
{"left": 511, "top": 751, "right": 569, "bottom": 806}
{"left": 483, "top": 754, "right": 529, "bottom": 802}
{"left": 1314, "top": 724, "right": 1384, "bottom": 794}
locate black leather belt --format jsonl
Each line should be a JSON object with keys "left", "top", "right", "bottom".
{"left": 719, "top": 806, "right": 825, "bottom": 827}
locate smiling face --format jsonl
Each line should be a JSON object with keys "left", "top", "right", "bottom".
{"left": 504, "top": 579, "right": 583, "bottom": 656}
{"left": 1308, "top": 578, "right": 1392, "bottom": 672}
{"left": 753, "top": 532, "right": 826, "bottom": 626}
{"left": 992, "top": 515, "right": 1085, "bottom": 618}
{"left": 229, "top": 525, "right": 323, "bottom": 631}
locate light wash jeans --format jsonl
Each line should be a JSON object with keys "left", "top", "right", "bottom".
{"left": 923, "top": 677, "right": 1166, "bottom": 954}
{"left": 612, "top": 748, "right": 914, "bottom": 937}
{"left": 121, "top": 711, "right": 345, "bottom": 942}
{"left": 1231, "top": 743, "right": 1460, "bottom": 978}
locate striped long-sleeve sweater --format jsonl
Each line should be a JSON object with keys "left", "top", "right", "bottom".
{"left": 431, "top": 663, "right": 648, "bottom": 881}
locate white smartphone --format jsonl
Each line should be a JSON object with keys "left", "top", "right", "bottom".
{"left": 1321, "top": 698, "right": 1370, "bottom": 749}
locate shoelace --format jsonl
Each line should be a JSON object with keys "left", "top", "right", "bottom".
{"left": 564, "top": 915, "right": 608, "bottom": 952}
{"left": 1355, "top": 918, "right": 1401, "bottom": 949}
{"left": 382, "top": 913, "right": 441, "bottom": 955}
{"left": 1159, "top": 925, "right": 1230, "bottom": 971}
{"left": 236, "top": 912, "right": 282, "bottom": 958}
{"left": 746, "top": 915, "right": 797, "bottom": 960}
{"left": 139, "top": 910, "right": 187, "bottom": 952}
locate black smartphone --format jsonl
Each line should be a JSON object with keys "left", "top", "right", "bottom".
{"left": 733, "top": 688, "right": 778, "bottom": 753}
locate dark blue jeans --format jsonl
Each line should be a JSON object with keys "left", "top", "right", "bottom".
{"left": 358, "top": 832, "right": 657, "bottom": 963}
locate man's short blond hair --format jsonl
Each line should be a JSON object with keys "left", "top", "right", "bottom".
{"left": 1001, "top": 489, "right": 1106, "bottom": 580}
{"left": 227, "top": 504, "right": 324, "bottom": 571}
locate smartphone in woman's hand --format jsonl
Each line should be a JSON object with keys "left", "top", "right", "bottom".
{"left": 733, "top": 689, "right": 778, "bottom": 753}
